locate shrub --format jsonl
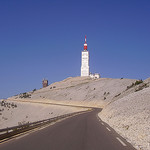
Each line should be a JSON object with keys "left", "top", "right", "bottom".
{"left": 135, "top": 83, "right": 149, "bottom": 92}
{"left": 19, "top": 92, "right": 31, "bottom": 98}
{"left": 104, "top": 92, "right": 110, "bottom": 96}
{"left": 126, "top": 80, "right": 143, "bottom": 90}
{"left": 115, "top": 93, "right": 121, "bottom": 97}
{"left": 33, "top": 89, "right": 36, "bottom": 92}
{"left": 135, "top": 80, "right": 143, "bottom": 85}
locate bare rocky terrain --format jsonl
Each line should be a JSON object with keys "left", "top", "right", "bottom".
{"left": 99, "top": 87, "right": 150, "bottom": 150}
{"left": 10, "top": 76, "right": 137, "bottom": 107}
{"left": 6, "top": 76, "right": 150, "bottom": 150}
{"left": 0, "top": 100, "right": 87, "bottom": 129}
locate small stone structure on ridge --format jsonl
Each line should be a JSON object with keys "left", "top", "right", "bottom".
{"left": 42, "top": 79, "right": 48, "bottom": 88}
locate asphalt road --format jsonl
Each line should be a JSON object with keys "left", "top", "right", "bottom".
{"left": 0, "top": 108, "right": 136, "bottom": 150}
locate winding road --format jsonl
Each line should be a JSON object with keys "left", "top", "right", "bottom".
{"left": 0, "top": 108, "right": 136, "bottom": 150}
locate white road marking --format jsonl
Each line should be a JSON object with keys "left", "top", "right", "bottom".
{"left": 116, "top": 137, "right": 127, "bottom": 146}
{"left": 101, "top": 122, "right": 104, "bottom": 125}
{"left": 106, "top": 127, "right": 111, "bottom": 131}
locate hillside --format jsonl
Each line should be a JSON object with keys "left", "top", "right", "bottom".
{"left": 10, "top": 76, "right": 136, "bottom": 107}
{"left": 99, "top": 78, "right": 150, "bottom": 150}
{"left": 0, "top": 100, "right": 87, "bottom": 129}
{"left": 8, "top": 76, "right": 150, "bottom": 150}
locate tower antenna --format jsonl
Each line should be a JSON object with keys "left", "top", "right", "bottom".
{"left": 85, "top": 35, "right": 86, "bottom": 43}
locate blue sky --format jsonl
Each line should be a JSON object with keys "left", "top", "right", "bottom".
{"left": 0, "top": 0, "right": 150, "bottom": 99}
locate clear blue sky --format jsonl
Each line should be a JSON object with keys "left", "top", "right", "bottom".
{"left": 0, "top": 0, "right": 150, "bottom": 99}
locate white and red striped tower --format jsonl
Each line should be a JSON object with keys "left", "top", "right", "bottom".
{"left": 81, "top": 35, "right": 90, "bottom": 76}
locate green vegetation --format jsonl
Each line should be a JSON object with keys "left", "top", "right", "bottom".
{"left": 0, "top": 101, "right": 17, "bottom": 108}
{"left": 126, "top": 79, "right": 149, "bottom": 92}
{"left": 134, "top": 80, "right": 143, "bottom": 85}
{"left": 126, "top": 80, "right": 143, "bottom": 90}
{"left": 135, "top": 83, "right": 149, "bottom": 92}
{"left": 33, "top": 88, "right": 36, "bottom": 92}
{"left": 19, "top": 92, "right": 31, "bottom": 98}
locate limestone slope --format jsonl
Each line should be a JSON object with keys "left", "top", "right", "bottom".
{"left": 99, "top": 78, "right": 150, "bottom": 150}
{"left": 10, "top": 77, "right": 136, "bottom": 107}
{"left": 8, "top": 76, "right": 150, "bottom": 149}
{"left": 0, "top": 100, "right": 86, "bottom": 129}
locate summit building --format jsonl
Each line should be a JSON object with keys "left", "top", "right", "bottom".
{"left": 81, "top": 36, "right": 100, "bottom": 79}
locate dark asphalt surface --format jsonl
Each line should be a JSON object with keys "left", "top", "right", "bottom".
{"left": 0, "top": 108, "right": 136, "bottom": 150}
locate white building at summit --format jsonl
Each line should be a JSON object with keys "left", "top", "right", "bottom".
{"left": 81, "top": 36, "right": 90, "bottom": 76}
{"left": 81, "top": 36, "right": 100, "bottom": 79}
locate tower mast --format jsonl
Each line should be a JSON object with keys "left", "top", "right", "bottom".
{"left": 81, "top": 35, "right": 90, "bottom": 76}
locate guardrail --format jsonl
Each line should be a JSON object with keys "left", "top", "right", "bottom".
{"left": 0, "top": 109, "right": 91, "bottom": 142}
